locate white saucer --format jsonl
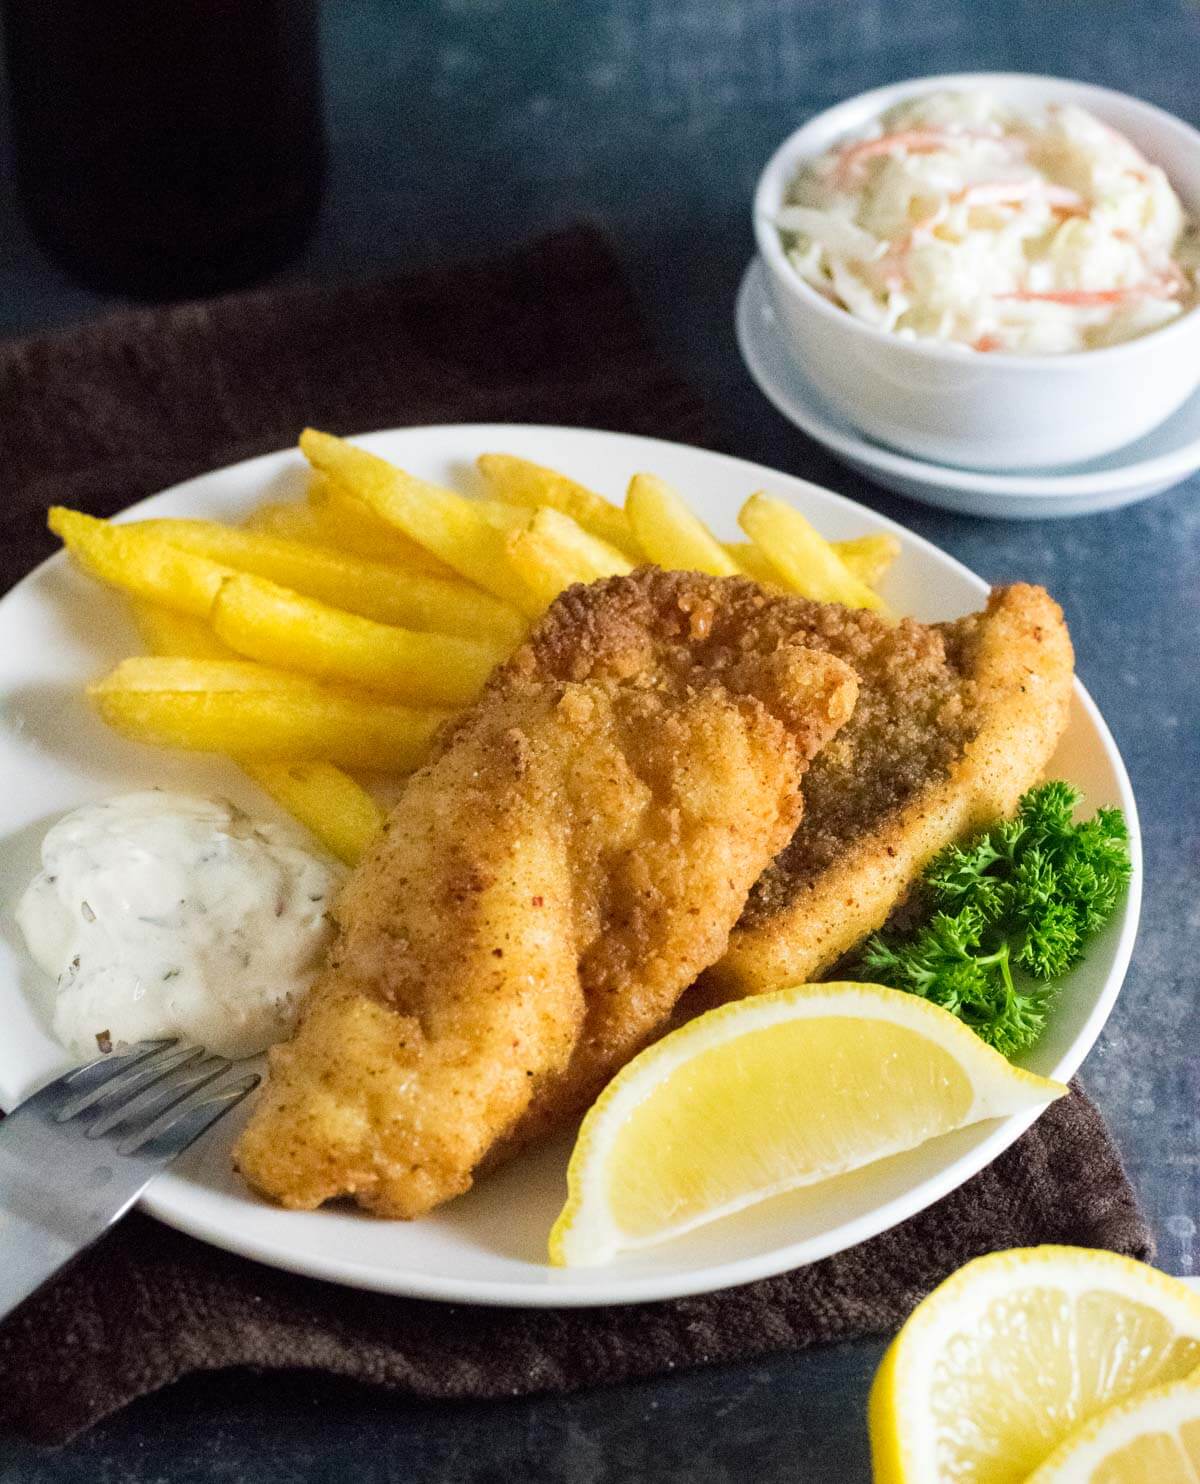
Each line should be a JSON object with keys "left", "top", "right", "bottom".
{"left": 736, "top": 258, "right": 1200, "bottom": 519}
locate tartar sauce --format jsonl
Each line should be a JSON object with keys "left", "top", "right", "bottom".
{"left": 16, "top": 791, "right": 343, "bottom": 1061}
{"left": 778, "top": 91, "right": 1200, "bottom": 354}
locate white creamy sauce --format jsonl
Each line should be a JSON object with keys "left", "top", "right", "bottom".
{"left": 16, "top": 791, "right": 344, "bottom": 1061}
{"left": 779, "top": 90, "right": 1200, "bottom": 353}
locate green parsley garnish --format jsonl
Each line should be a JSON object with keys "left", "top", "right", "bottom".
{"left": 854, "top": 782, "right": 1132, "bottom": 1058}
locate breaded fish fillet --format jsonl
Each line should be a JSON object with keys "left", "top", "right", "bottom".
{"left": 235, "top": 570, "right": 858, "bottom": 1217}
{"left": 691, "top": 582, "right": 1074, "bottom": 1006}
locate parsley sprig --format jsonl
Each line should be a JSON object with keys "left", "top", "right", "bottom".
{"left": 855, "top": 782, "right": 1132, "bottom": 1057}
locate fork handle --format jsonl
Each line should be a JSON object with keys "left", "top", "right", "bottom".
{"left": 0, "top": 1123, "right": 157, "bottom": 1322}
{"left": 0, "top": 1059, "right": 256, "bottom": 1325}
{"left": 0, "top": 1204, "right": 147, "bottom": 1322}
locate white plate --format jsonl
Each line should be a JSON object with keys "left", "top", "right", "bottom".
{"left": 0, "top": 424, "right": 1141, "bottom": 1307}
{"left": 737, "top": 258, "right": 1200, "bottom": 519}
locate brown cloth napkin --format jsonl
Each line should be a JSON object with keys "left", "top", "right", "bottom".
{"left": 0, "top": 226, "right": 1151, "bottom": 1445}
{"left": 0, "top": 224, "right": 706, "bottom": 572}
{"left": 0, "top": 1089, "right": 1149, "bottom": 1445}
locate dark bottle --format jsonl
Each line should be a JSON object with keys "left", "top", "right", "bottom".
{"left": 2, "top": 0, "right": 325, "bottom": 300}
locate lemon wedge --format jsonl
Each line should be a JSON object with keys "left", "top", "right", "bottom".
{"left": 548, "top": 981, "right": 1065, "bottom": 1267}
{"left": 1024, "top": 1372, "right": 1200, "bottom": 1483}
{"left": 869, "top": 1247, "right": 1200, "bottom": 1484}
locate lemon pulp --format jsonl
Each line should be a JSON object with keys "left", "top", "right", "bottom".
{"left": 607, "top": 1017, "right": 973, "bottom": 1238}
{"left": 924, "top": 1289, "right": 1200, "bottom": 1481}
{"left": 1091, "top": 1428, "right": 1200, "bottom": 1482}
{"left": 869, "top": 1248, "right": 1200, "bottom": 1484}
{"left": 1025, "top": 1374, "right": 1200, "bottom": 1483}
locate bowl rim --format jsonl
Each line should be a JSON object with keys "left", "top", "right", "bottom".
{"left": 753, "top": 70, "right": 1200, "bottom": 373}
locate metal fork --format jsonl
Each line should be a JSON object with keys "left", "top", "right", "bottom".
{"left": 0, "top": 1039, "right": 259, "bottom": 1322}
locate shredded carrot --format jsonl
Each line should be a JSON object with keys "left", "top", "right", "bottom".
{"left": 834, "top": 125, "right": 1022, "bottom": 185}
{"left": 834, "top": 130, "right": 951, "bottom": 185}
{"left": 972, "top": 334, "right": 1003, "bottom": 352}
{"left": 837, "top": 129, "right": 947, "bottom": 166}
{"left": 1041, "top": 184, "right": 1089, "bottom": 209}
{"left": 1001, "top": 288, "right": 1129, "bottom": 306}
{"left": 999, "top": 286, "right": 1148, "bottom": 306}
{"left": 952, "top": 181, "right": 1086, "bottom": 211}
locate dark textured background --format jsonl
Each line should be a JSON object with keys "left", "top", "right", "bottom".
{"left": 0, "top": 1, "right": 1197, "bottom": 1478}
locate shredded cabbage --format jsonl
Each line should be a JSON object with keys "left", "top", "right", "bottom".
{"left": 778, "top": 91, "right": 1200, "bottom": 354}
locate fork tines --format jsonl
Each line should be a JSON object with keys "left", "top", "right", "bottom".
{"left": 45, "top": 1039, "right": 259, "bottom": 1159}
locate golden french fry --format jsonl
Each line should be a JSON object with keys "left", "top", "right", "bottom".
{"left": 300, "top": 430, "right": 541, "bottom": 616}
{"left": 244, "top": 501, "right": 328, "bottom": 545}
{"left": 503, "top": 530, "right": 586, "bottom": 610}
{"left": 131, "top": 599, "right": 391, "bottom": 862}
{"left": 472, "top": 500, "right": 533, "bottom": 530}
{"left": 738, "top": 494, "right": 887, "bottom": 612}
{"left": 476, "top": 453, "right": 638, "bottom": 557}
{"left": 625, "top": 473, "right": 743, "bottom": 576}
{"left": 529, "top": 507, "right": 632, "bottom": 575}
{"left": 94, "top": 655, "right": 322, "bottom": 694}
{"left": 211, "top": 573, "right": 507, "bottom": 706}
{"left": 137, "top": 517, "right": 525, "bottom": 647}
{"left": 723, "top": 541, "right": 785, "bottom": 587}
{"left": 254, "top": 490, "right": 450, "bottom": 573}
{"left": 307, "top": 478, "right": 458, "bottom": 576}
{"left": 242, "top": 760, "right": 385, "bottom": 865}
{"left": 725, "top": 536, "right": 898, "bottom": 591}
{"left": 504, "top": 507, "right": 633, "bottom": 610}
{"left": 132, "top": 601, "right": 238, "bottom": 660}
{"left": 831, "top": 533, "right": 901, "bottom": 588}
{"left": 49, "top": 507, "right": 231, "bottom": 619}
{"left": 90, "top": 658, "right": 445, "bottom": 770}
{"left": 246, "top": 498, "right": 439, "bottom": 575}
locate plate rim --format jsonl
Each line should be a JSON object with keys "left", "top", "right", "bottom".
{"left": 0, "top": 422, "right": 1142, "bottom": 1308}
{"left": 736, "top": 257, "right": 1200, "bottom": 501}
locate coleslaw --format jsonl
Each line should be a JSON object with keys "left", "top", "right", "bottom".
{"left": 777, "top": 91, "right": 1200, "bottom": 354}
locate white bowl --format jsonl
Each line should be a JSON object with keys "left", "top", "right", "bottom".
{"left": 753, "top": 72, "right": 1200, "bottom": 470}
{"left": 736, "top": 257, "right": 1200, "bottom": 518}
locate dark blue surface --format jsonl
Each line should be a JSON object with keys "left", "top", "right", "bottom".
{"left": 0, "top": 2, "right": 1197, "bottom": 1478}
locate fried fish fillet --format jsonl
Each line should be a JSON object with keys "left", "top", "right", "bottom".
{"left": 235, "top": 570, "right": 858, "bottom": 1217}
{"left": 690, "top": 581, "right": 1074, "bottom": 1007}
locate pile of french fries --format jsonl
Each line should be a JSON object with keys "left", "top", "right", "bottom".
{"left": 49, "top": 430, "right": 899, "bottom": 865}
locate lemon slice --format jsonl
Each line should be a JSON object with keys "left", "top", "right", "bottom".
{"left": 548, "top": 981, "right": 1065, "bottom": 1267}
{"left": 869, "top": 1247, "right": 1200, "bottom": 1484}
{"left": 1024, "top": 1372, "right": 1200, "bottom": 1483}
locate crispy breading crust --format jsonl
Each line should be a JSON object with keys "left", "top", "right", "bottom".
{"left": 234, "top": 570, "right": 857, "bottom": 1217}
{"left": 694, "top": 583, "right": 1075, "bottom": 1003}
